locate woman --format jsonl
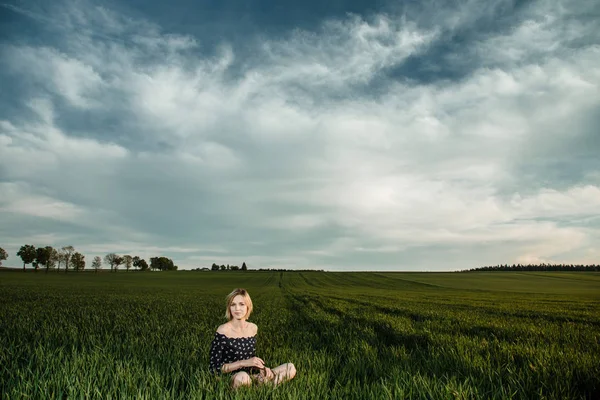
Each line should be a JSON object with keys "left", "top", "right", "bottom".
{"left": 209, "top": 288, "right": 296, "bottom": 389}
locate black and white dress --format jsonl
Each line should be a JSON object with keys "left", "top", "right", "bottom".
{"left": 209, "top": 332, "right": 257, "bottom": 375}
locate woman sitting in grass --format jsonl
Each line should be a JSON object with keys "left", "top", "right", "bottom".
{"left": 209, "top": 288, "right": 296, "bottom": 389}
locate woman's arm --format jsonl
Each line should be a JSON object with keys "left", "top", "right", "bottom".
{"left": 222, "top": 357, "right": 266, "bottom": 373}
{"left": 208, "top": 334, "right": 225, "bottom": 375}
{"left": 220, "top": 360, "right": 243, "bottom": 373}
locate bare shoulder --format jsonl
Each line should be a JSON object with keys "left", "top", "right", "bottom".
{"left": 216, "top": 323, "right": 230, "bottom": 335}
{"left": 249, "top": 322, "right": 258, "bottom": 335}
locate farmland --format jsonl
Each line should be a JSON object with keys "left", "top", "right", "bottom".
{"left": 1, "top": 271, "right": 599, "bottom": 399}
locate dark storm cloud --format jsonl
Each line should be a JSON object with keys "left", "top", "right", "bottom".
{"left": 1, "top": 0, "right": 599, "bottom": 270}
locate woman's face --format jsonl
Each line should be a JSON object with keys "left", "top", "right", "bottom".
{"left": 230, "top": 295, "right": 248, "bottom": 320}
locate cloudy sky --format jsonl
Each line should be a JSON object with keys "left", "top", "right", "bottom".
{"left": 0, "top": 0, "right": 599, "bottom": 271}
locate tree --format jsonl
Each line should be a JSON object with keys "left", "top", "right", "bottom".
{"left": 241, "top": 262, "right": 247, "bottom": 271}
{"left": 123, "top": 255, "right": 133, "bottom": 272}
{"left": 92, "top": 256, "right": 102, "bottom": 273}
{"left": 37, "top": 246, "right": 57, "bottom": 272}
{"left": 230, "top": 265, "right": 239, "bottom": 271}
{"left": 35, "top": 247, "right": 52, "bottom": 272}
{"left": 61, "top": 246, "right": 75, "bottom": 273}
{"left": 162, "top": 257, "right": 175, "bottom": 271}
{"left": 71, "top": 252, "right": 85, "bottom": 271}
{"left": 133, "top": 256, "right": 148, "bottom": 271}
{"left": 56, "top": 250, "right": 65, "bottom": 272}
{"left": 104, "top": 253, "right": 122, "bottom": 272}
{"left": 220, "top": 264, "right": 226, "bottom": 271}
{"left": 211, "top": 263, "right": 219, "bottom": 271}
{"left": 135, "top": 258, "right": 149, "bottom": 271}
{"left": 47, "top": 247, "right": 59, "bottom": 272}
{"left": 0, "top": 247, "right": 7, "bottom": 267}
{"left": 138, "top": 259, "right": 149, "bottom": 271}
{"left": 17, "top": 245, "right": 36, "bottom": 271}
{"left": 114, "top": 255, "right": 123, "bottom": 272}
{"left": 149, "top": 256, "right": 176, "bottom": 271}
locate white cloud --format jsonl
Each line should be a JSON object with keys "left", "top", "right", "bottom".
{"left": 8, "top": 46, "right": 105, "bottom": 108}
{"left": 261, "top": 15, "right": 437, "bottom": 88}
{"left": 263, "top": 213, "right": 329, "bottom": 230}
{"left": 475, "top": 0, "right": 600, "bottom": 68}
{"left": 511, "top": 185, "right": 600, "bottom": 219}
{"left": 0, "top": 99, "right": 128, "bottom": 186}
{"left": 0, "top": 182, "right": 84, "bottom": 220}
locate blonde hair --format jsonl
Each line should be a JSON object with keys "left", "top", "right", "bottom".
{"left": 225, "top": 288, "right": 253, "bottom": 320}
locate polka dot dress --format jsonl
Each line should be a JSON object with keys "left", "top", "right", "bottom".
{"left": 209, "top": 332, "right": 257, "bottom": 375}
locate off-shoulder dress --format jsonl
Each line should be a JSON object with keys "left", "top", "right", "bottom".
{"left": 209, "top": 332, "right": 257, "bottom": 375}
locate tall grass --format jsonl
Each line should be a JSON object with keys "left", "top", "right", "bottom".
{"left": 1, "top": 271, "right": 598, "bottom": 399}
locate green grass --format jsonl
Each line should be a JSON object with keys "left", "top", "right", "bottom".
{"left": 1, "top": 271, "right": 599, "bottom": 399}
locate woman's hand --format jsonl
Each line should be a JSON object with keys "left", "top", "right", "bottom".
{"left": 262, "top": 367, "right": 275, "bottom": 381}
{"left": 243, "top": 357, "right": 265, "bottom": 369}
{"left": 256, "top": 367, "right": 274, "bottom": 384}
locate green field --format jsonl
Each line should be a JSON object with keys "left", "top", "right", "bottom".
{"left": 1, "top": 271, "right": 599, "bottom": 399}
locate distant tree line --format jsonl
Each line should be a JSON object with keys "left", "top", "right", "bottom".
{"left": 0, "top": 245, "right": 177, "bottom": 272}
{"left": 11, "top": 244, "right": 86, "bottom": 273}
{"left": 190, "top": 263, "right": 325, "bottom": 272}
{"left": 210, "top": 262, "right": 248, "bottom": 271}
{"left": 463, "top": 263, "right": 600, "bottom": 272}
{"left": 256, "top": 268, "right": 325, "bottom": 272}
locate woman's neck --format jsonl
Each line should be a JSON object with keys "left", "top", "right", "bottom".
{"left": 229, "top": 319, "right": 248, "bottom": 332}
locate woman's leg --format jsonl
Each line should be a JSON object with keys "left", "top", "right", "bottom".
{"left": 271, "top": 363, "right": 296, "bottom": 385}
{"left": 231, "top": 371, "right": 252, "bottom": 389}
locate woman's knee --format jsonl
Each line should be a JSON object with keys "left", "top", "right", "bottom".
{"left": 286, "top": 363, "right": 296, "bottom": 379}
{"left": 232, "top": 372, "right": 251, "bottom": 388}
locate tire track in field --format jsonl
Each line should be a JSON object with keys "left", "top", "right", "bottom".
{"left": 279, "top": 282, "right": 436, "bottom": 388}
{"left": 318, "top": 276, "right": 600, "bottom": 328}
{"left": 326, "top": 272, "right": 460, "bottom": 294}
{"left": 324, "top": 272, "right": 405, "bottom": 290}
{"left": 518, "top": 272, "right": 600, "bottom": 283}
{"left": 288, "top": 292, "right": 441, "bottom": 389}
{"left": 261, "top": 271, "right": 275, "bottom": 287}
{"left": 297, "top": 272, "right": 315, "bottom": 287}
{"left": 371, "top": 273, "right": 445, "bottom": 288}
{"left": 321, "top": 294, "right": 436, "bottom": 323}
{"left": 371, "top": 273, "right": 476, "bottom": 292}
{"left": 320, "top": 294, "right": 562, "bottom": 346}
